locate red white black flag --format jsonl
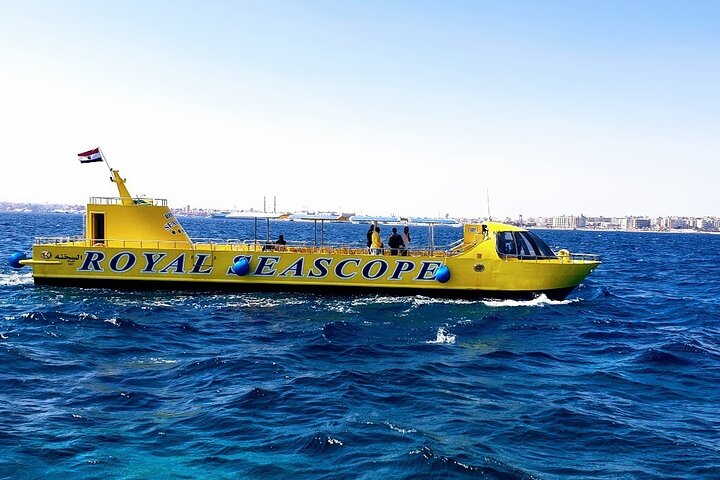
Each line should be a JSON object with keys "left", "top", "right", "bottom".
{"left": 78, "top": 147, "right": 102, "bottom": 163}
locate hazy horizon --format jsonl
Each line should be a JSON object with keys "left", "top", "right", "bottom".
{"left": 1, "top": 1, "right": 718, "bottom": 219}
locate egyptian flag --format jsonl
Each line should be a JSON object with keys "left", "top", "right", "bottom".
{"left": 78, "top": 147, "right": 103, "bottom": 163}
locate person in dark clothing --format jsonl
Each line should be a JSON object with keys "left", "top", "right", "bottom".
{"left": 366, "top": 223, "right": 375, "bottom": 250}
{"left": 388, "top": 227, "right": 404, "bottom": 255}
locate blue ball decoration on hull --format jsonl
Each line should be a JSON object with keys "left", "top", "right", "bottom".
{"left": 9, "top": 252, "right": 27, "bottom": 269}
{"left": 435, "top": 265, "right": 451, "bottom": 283}
{"left": 232, "top": 258, "right": 250, "bottom": 276}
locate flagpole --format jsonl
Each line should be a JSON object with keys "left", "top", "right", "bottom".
{"left": 99, "top": 148, "right": 113, "bottom": 173}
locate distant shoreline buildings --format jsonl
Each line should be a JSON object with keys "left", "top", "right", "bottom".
{"left": 2, "top": 202, "right": 719, "bottom": 233}
{"left": 513, "top": 214, "right": 720, "bottom": 233}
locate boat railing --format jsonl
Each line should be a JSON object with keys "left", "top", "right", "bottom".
{"left": 501, "top": 252, "right": 601, "bottom": 263}
{"left": 33, "top": 237, "right": 192, "bottom": 249}
{"left": 245, "top": 239, "right": 471, "bottom": 258}
{"left": 568, "top": 253, "right": 601, "bottom": 263}
{"left": 34, "top": 235, "right": 86, "bottom": 245}
{"left": 89, "top": 196, "right": 168, "bottom": 206}
{"left": 446, "top": 238, "right": 475, "bottom": 254}
{"left": 32, "top": 236, "right": 477, "bottom": 258}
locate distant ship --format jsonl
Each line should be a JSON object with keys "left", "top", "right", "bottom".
{"left": 208, "top": 210, "right": 231, "bottom": 218}
{"left": 10, "top": 165, "right": 600, "bottom": 300}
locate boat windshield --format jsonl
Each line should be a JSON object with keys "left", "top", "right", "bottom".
{"left": 496, "top": 231, "right": 557, "bottom": 259}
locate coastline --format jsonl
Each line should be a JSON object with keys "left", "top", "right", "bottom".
{"left": 531, "top": 226, "right": 720, "bottom": 235}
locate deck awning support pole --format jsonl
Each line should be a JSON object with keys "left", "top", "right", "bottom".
{"left": 429, "top": 223, "right": 435, "bottom": 255}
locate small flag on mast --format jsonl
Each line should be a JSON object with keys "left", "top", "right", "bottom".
{"left": 78, "top": 148, "right": 103, "bottom": 163}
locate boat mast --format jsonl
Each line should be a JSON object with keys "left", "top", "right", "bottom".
{"left": 486, "top": 188, "right": 491, "bottom": 220}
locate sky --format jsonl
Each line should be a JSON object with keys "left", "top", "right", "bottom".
{"left": 0, "top": 0, "right": 718, "bottom": 220}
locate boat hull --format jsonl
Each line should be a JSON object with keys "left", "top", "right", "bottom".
{"left": 32, "top": 275, "right": 578, "bottom": 300}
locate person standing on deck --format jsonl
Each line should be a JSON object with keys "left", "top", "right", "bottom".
{"left": 400, "top": 226, "right": 411, "bottom": 256}
{"left": 366, "top": 223, "right": 375, "bottom": 251}
{"left": 371, "top": 226, "right": 383, "bottom": 255}
{"left": 388, "top": 227, "right": 404, "bottom": 256}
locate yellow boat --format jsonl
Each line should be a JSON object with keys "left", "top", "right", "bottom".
{"left": 10, "top": 168, "right": 600, "bottom": 300}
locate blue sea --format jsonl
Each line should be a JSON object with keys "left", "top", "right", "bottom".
{"left": 2, "top": 213, "right": 719, "bottom": 479}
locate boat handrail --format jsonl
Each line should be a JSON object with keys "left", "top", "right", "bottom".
{"left": 569, "top": 253, "right": 601, "bottom": 262}
{"left": 89, "top": 196, "right": 168, "bottom": 206}
{"left": 34, "top": 237, "right": 192, "bottom": 249}
{"left": 34, "top": 235, "right": 86, "bottom": 244}
{"left": 446, "top": 238, "right": 474, "bottom": 252}
{"left": 33, "top": 236, "right": 472, "bottom": 257}
{"left": 500, "top": 252, "right": 601, "bottom": 263}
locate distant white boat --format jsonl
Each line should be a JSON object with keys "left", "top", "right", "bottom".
{"left": 226, "top": 211, "right": 283, "bottom": 219}
{"left": 288, "top": 212, "right": 343, "bottom": 222}
{"left": 208, "top": 210, "right": 231, "bottom": 218}
{"left": 348, "top": 215, "right": 460, "bottom": 226}
{"left": 349, "top": 215, "right": 401, "bottom": 224}
{"left": 51, "top": 208, "right": 81, "bottom": 214}
{"left": 408, "top": 217, "right": 462, "bottom": 227}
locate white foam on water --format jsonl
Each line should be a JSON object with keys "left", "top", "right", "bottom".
{"left": 143, "top": 357, "right": 177, "bottom": 365}
{"left": 131, "top": 356, "right": 178, "bottom": 368}
{"left": 350, "top": 296, "right": 408, "bottom": 306}
{"left": 412, "top": 295, "right": 477, "bottom": 306}
{"left": 141, "top": 300, "right": 177, "bottom": 309}
{"left": 324, "top": 303, "right": 357, "bottom": 314}
{"left": 220, "top": 297, "right": 285, "bottom": 309}
{"left": 0, "top": 272, "right": 33, "bottom": 286}
{"left": 384, "top": 421, "right": 417, "bottom": 434}
{"left": 482, "top": 294, "right": 579, "bottom": 308}
{"left": 240, "top": 297, "right": 285, "bottom": 308}
{"left": 427, "top": 326, "right": 456, "bottom": 344}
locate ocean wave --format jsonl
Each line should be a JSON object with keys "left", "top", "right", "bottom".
{"left": 298, "top": 433, "right": 345, "bottom": 455}
{"left": 130, "top": 356, "right": 178, "bottom": 367}
{"left": 384, "top": 421, "right": 417, "bottom": 434}
{"left": 0, "top": 272, "right": 33, "bottom": 286}
{"left": 350, "top": 295, "right": 410, "bottom": 306}
{"left": 482, "top": 294, "right": 578, "bottom": 308}
{"left": 661, "top": 338, "right": 720, "bottom": 359}
{"left": 322, "top": 320, "right": 360, "bottom": 342}
{"left": 412, "top": 296, "right": 478, "bottom": 306}
{"left": 426, "top": 326, "right": 456, "bottom": 344}
{"left": 632, "top": 347, "right": 694, "bottom": 367}
{"left": 405, "top": 445, "right": 535, "bottom": 479}
{"left": 320, "top": 302, "right": 358, "bottom": 314}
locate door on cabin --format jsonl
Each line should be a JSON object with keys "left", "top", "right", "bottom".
{"left": 91, "top": 213, "right": 105, "bottom": 245}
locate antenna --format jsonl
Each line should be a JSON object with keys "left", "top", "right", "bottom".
{"left": 486, "top": 188, "right": 492, "bottom": 220}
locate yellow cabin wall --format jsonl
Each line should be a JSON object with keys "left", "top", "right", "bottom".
{"left": 86, "top": 204, "right": 191, "bottom": 245}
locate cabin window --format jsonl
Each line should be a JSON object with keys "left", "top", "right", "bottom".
{"left": 496, "top": 231, "right": 557, "bottom": 259}
{"left": 516, "top": 232, "right": 536, "bottom": 257}
{"left": 496, "top": 232, "right": 517, "bottom": 256}
{"left": 525, "top": 231, "right": 556, "bottom": 258}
